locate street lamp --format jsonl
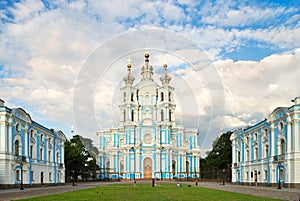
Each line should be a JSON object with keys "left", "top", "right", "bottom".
{"left": 277, "top": 162, "right": 281, "bottom": 189}
{"left": 20, "top": 162, "right": 24, "bottom": 190}
{"left": 159, "top": 146, "right": 164, "bottom": 181}
{"left": 222, "top": 169, "right": 225, "bottom": 185}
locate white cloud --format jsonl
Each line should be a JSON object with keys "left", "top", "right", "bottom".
{"left": 0, "top": 0, "right": 299, "bottom": 151}
{"left": 216, "top": 48, "right": 300, "bottom": 129}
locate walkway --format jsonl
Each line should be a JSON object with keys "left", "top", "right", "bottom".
{"left": 0, "top": 181, "right": 299, "bottom": 201}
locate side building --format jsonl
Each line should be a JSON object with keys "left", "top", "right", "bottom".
{"left": 0, "top": 99, "right": 66, "bottom": 189}
{"left": 231, "top": 97, "right": 300, "bottom": 188}
{"left": 97, "top": 53, "right": 201, "bottom": 180}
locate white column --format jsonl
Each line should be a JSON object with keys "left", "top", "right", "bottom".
{"left": 294, "top": 120, "right": 299, "bottom": 152}
{"left": 270, "top": 124, "right": 275, "bottom": 156}
{"left": 8, "top": 120, "right": 12, "bottom": 153}
{"left": 0, "top": 121, "right": 5, "bottom": 151}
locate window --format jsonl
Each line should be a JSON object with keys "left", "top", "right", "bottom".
{"left": 161, "top": 110, "right": 164, "bottom": 121}
{"left": 264, "top": 129, "right": 268, "bottom": 137}
{"left": 131, "top": 110, "right": 134, "bottom": 121}
{"left": 246, "top": 171, "right": 249, "bottom": 180}
{"left": 264, "top": 170, "right": 268, "bottom": 180}
{"left": 57, "top": 152, "right": 60, "bottom": 163}
{"left": 279, "top": 139, "right": 286, "bottom": 155}
{"left": 48, "top": 150, "right": 51, "bottom": 162}
{"left": 123, "top": 92, "right": 126, "bottom": 102}
{"left": 169, "top": 109, "right": 172, "bottom": 121}
{"left": 41, "top": 134, "right": 43, "bottom": 142}
{"left": 16, "top": 123, "right": 21, "bottom": 132}
{"left": 123, "top": 110, "right": 126, "bottom": 121}
{"left": 131, "top": 93, "right": 134, "bottom": 101}
{"left": 40, "top": 148, "right": 43, "bottom": 161}
{"left": 30, "top": 145, "right": 33, "bottom": 158}
{"left": 49, "top": 172, "right": 52, "bottom": 181}
{"left": 161, "top": 92, "right": 164, "bottom": 101}
{"left": 265, "top": 145, "right": 269, "bottom": 158}
{"left": 237, "top": 172, "right": 240, "bottom": 180}
{"left": 254, "top": 133, "right": 258, "bottom": 141}
{"left": 254, "top": 147, "right": 258, "bottom": 160}
{"left": 16, "top": 170, "right": 20, "bottom": 181}
{"left": 279, "top": 122, "right": 284, "bottom": 131}
{"left": 246, "top": 149, "right": 249, "bottom": 161}
{"left": 14, "top": 140, "right": 20, "bottom": 156}
{"left": 30, "top": 130, "right": 34, "bottom": 138}
{"left": 168, "top": 92, "right": 171, "bottom": 101}
{"left": 237, "top": 151, "right": 241, "bottom": 162}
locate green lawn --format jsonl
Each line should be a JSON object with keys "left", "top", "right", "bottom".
{"left": 17, "top": 183, "right": 281, "bottom": 201}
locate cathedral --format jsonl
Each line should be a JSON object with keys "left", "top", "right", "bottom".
{"left": 97, "top": 53, "right": 201, "bottom": 180}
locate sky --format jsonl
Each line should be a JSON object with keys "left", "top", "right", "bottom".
{"left": 0, "top": 0, "right": 300, "bottom": 156}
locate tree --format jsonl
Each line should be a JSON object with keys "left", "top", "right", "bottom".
{"left": 200, "top": 131, "right": 232, "bottom": 180}
{"left": 64, "top": 135, "right": 99, "bottom": 182}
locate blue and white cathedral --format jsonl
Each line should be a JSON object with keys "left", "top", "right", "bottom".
{"left": 97, "top": 53, "right": 201, "bottom": 180}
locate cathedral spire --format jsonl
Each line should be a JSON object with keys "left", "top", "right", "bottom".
{"left": 160, "top": 63, "right": 171, "bottom": 85}
{"left": 141, "top": 53, "right": 153, "bottom": 81}
{"left": 123, "top": 59, "right": 135, "bottom": 85}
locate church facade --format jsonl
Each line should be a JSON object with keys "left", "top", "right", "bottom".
{"left": 231, "top": 97, "right": 300, "bottom": 188}
{"left": 0, "top": 99, "right": 66, "bottom": 189}
{"left": 97, "top": 53, "right": 200, "bottom": 180}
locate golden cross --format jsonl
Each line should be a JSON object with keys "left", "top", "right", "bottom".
{"left": 127, "top": 56, "right": 131, "bottom": 64}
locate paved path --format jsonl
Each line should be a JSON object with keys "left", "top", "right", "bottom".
{"left": 0, "top": 181, "right": 299, "bottom": 201}
{"left": 186, "top": 181, "right": 300, "bottom": 201}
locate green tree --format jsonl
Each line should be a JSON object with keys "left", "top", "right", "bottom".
{"left": 201, "top": 131, "right": 232, "bottom": 180}
{"left": 64, "top": 135, "right": 99, "bottom": 182}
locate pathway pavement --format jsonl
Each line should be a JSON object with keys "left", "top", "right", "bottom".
{"left": 184, "top": 181, "right": 300, "bottom": 201}
{"left": 0, "top": 181, "right": 299, "bottom": 201}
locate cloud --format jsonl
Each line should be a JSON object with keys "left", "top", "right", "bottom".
{"left": 216, "top": 48, "right": 300, "bottom": 129}
{"left": 0, "top": 0, "right": 299, "bottom": 153}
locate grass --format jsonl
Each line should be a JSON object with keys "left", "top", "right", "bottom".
{"left": 17, "top": 183, "right": 282, "bottom": 201}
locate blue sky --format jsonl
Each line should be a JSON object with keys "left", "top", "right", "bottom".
{"left": 0, "top": 0, "right": 300, "bottom": 154}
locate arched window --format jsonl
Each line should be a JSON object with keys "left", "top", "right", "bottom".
{"left": 131, "top": 93, "right": 134, "bottom": 102}
{"left": 279, "top": 139, "right": 286, "bottom": 155}
{"left": 254, "top": 147, "right": 258, "bottom": 160}
{"left": 279, "top": 122, "right": 284, "bottom": 131}
{"left": 131, "top": 110, "right": 134, "bottom": 121}
{"left": 161, "top": 92, "right": 164, "bottom": 101}
{"left": 14, "top": 140, "right": 20, "bottom": 156}
{"left": 30, "top": 145, "right": 33, "bottom": 158}
{"left": 246, "top": 149, "right": 249, "bottom": 161}
{"left": 254, "top": 133, "right": 258, "bottom": 141}
{"left": 57, "top": 152, "right": 60, "bottom": 163}
{"left": 265, "top": 144, "right": 269, "bottom": 158}
{"left": 48, "top": 150, "right": 51, "bottom": 162}
{"left": 40, "top": 148, "right": 43, "bottom": 161}
{"left": 186, "top": 161, "right": 190, "bottom": 176}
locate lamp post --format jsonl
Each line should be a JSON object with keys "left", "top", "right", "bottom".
{"left": 159, "top": 146, "right": 164, "bottom": 181}
{"left": 222, "top": 169, "right": 225, "bottom": 185}
{"left": 131, "top": 147, "right": 135, "bottom": 182}
{"left": 20, "top": 162, "right": 24, "bottom": 190}
{"left": 277, "top": 162, "right": 281, "bottom": 189}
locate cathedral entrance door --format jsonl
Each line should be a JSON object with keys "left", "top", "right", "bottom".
{"left": 143, "top": 157, "right": 152, "bottom": 179}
